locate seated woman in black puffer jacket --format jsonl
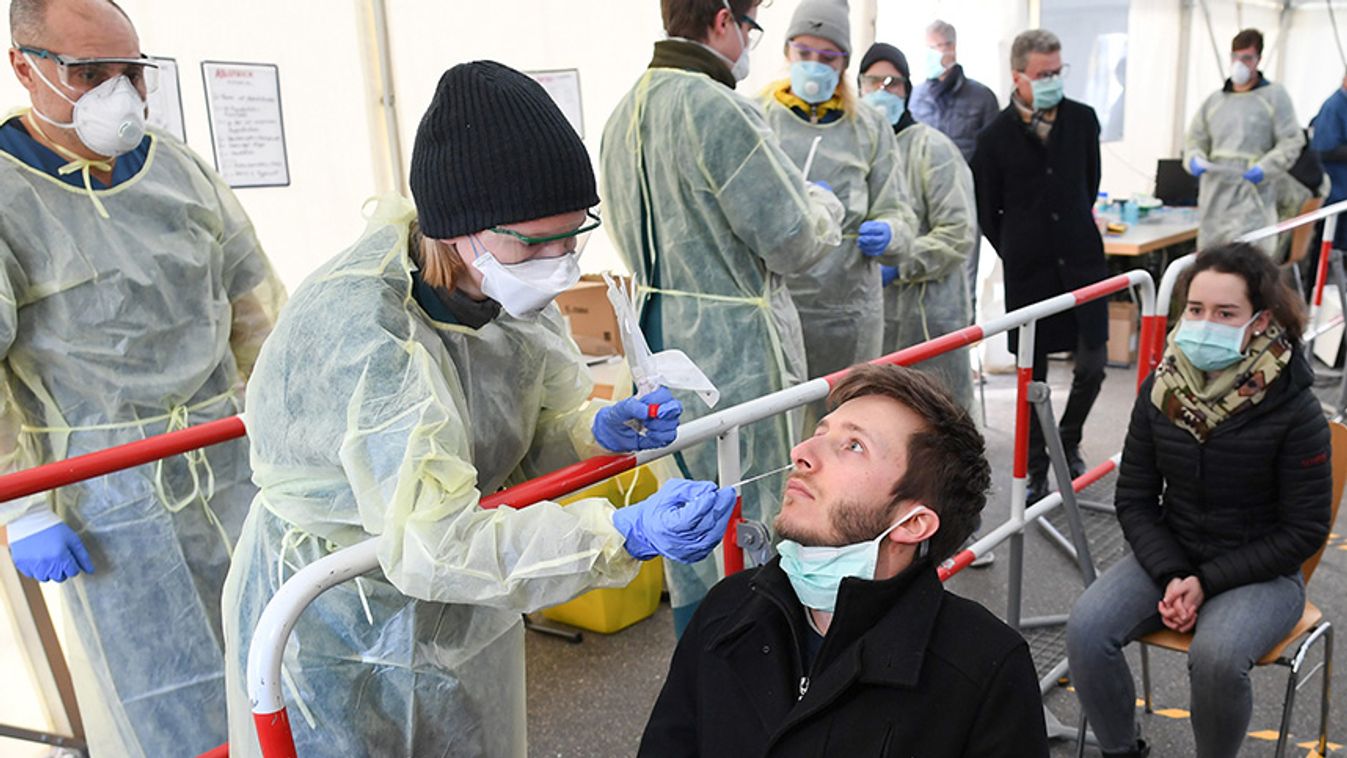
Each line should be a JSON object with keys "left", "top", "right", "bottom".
{"left": 1066, "top": 242, "right": 1333, "bottom": 758}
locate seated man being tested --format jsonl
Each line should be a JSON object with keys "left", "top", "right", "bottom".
{"left": 638, "top": 363, "right": 1049, "bottom": 757}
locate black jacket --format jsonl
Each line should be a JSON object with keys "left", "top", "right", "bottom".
{"left": 1116, "top": 348, "right": 1332, "bottom": 596}
{"left": 638, "top": 559, "right": 1049, "bottom": 757}
{"left": 971, "top": 98, "right": 1107, "bottom": 353}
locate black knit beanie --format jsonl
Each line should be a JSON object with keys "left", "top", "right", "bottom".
{"left": 409, "top": 61, "right": 598, "bottom": 239}
{"left": 859, "top": 43, "right": 911, "bottom": 85}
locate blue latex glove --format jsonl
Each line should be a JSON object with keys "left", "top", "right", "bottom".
{"left": 1243, "top": 165, "right": 1264, "bottom": 185}
{"left": 858, "top": 221, "right": 892, "bottom": 256}
{"left": 1188, "top": 156, "right": 1209, "bottom": 177}
{"left": 811, "top": 180, "right": 833, "bottom": 193}
{"left": 612, "top": 478, "right": 737, "bottom": 563}
{"left": 881, "top": 265, "right": 899, "bottom": 287}
{"left": 592, "top": 386, "right": 683, "bottom": 452}
{"left": 10, "top": 523, "right": 94, "bottom": 582}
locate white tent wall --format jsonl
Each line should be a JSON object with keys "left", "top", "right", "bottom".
{"left": 0, "top": 0, "right": 1344, "bottom": 287}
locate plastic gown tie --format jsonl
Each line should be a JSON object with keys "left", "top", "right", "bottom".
{"left": 24, "top": 109, "right": 113, "bottom": 219}
{"left": 19, "top": 391, "right": 237, "bottom": 553}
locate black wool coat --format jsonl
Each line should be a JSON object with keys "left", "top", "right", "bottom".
{"left": 637, "top": 559, "right": 1049, "bottom": 757}
{"left": 971, "top": 98, "right": 1108, "bottom": 354}
{"left": 1117, "top": 348, "right": 1332, "bottom": 595}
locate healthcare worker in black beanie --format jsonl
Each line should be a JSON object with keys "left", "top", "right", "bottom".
{"left": 221, "top": 60, "right": 736, "bottom": 757}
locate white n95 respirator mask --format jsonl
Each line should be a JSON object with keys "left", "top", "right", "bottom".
{"left": 469, "top": 239, "right": 582, "bottom": 319}
{"left": 28, "top": 57, "right": 147, "bottom": 158}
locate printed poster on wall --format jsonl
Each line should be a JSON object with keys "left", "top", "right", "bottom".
{"left": 201, "top": 61, "right": 290, "bottom": 188}
{"left": 527, "top": 69, "right": 584, "bottom": 139}
{"left": 146, "top": 56, "right": 185, "bottom": 142}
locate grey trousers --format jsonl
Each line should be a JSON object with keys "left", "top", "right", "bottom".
{"left": 1066, "top": 553, "right": 1304, "bottom": 757}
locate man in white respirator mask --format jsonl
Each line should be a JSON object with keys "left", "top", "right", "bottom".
{"left": 0, "top": 1, "right": 285, "bottom": 755}
{"left": 640, "top": 364, "right": 1048, "bottom": 757}
{"left": 1184, "top": 28, "right": 1304, "bottom": 255}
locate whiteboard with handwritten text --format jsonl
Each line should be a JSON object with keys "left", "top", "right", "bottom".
{"left": 201, "top": 61, "right": 290, "bottom": 188}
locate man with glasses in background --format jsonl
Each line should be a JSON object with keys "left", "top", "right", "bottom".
{"left": 1184, "top": 28, "right": 1304, "bottom": 255}
{"left": 0, "top": 1, "right": 283, "bottom": 755}
{"left": 601, "top": 0, "right": 845, "bottom": 636}
{"left": 970, "top": 29, "right": 1107, "bottom": 505}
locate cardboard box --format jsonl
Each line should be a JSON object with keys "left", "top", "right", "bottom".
{"left": 1107, "top": 301, "right": 1139, "bottom": 367}
{"left": 554, "top": 274, "right": 627, "bottom": 357}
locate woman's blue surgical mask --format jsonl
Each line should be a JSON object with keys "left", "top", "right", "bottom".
{"left": 1030, "top": 75, "right": 1064, "bottom": 110}
{"left": 862, "top": 90, "right": 905, "bottom": 125}
{"left": 777, "top": 505, "right": 928, "bottom": 612}
{"left": 1174, "top": 311, "right": 1262, "bottom": 371}
{"left": 790, "top": 60, "right": 840, "bottom": 105}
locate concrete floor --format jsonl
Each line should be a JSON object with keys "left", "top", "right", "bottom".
{"left": 525, "top": 358, "right": 1347, "bottom": 758}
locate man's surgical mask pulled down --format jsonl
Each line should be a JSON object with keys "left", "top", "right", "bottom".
{"left": 468, "top": 236, "right": 581, "bottom": 319}
{"left": 26, "top": 54, "right": 147, "bottom": 158}
{"left": 777, "top": 505, "right": 929, "bottom": 613}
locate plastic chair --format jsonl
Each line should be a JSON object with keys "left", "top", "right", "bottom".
{"left": 1284, "top": 196, "right": 1326, "bottom": 269}
{"left": 1134, "top": 419, "right": 1347, "bottom": 758}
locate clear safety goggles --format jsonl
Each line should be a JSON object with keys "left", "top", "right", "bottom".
{"left": 858, "top": 73, "right": 906, "bottom": 94}
{"left": 738, "top": 14, "right": 764, "bottom": 50}
{"left": 485, "top": 209, "right": 601, "bottom": 258}
{"left": 16, "top": 45, "right": 160, "bottom": 94}
{"left": 789, "top": 41, "right": 847, "bottom": 64}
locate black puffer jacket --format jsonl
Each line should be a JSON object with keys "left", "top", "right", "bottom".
{"left": 638, "top": 560, "right": 1048, "bottom": 757}
{"left": 1116, "top": 346, "right": 1332, "bottom": 596}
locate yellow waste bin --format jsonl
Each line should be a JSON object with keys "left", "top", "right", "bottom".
{"left": 540, "top": 466, "right": 664, "bottom": 634}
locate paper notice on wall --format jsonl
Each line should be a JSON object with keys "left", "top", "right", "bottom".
{"left": 201, "top": 61, "right": 290, "bottom": 188}
{"left": 146, "top": 56, "right": 185, "bottom": 142}
{"left": 527, "top": 69, "right": 584, "bottom": 139}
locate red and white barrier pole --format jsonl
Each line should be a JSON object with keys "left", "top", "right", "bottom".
{"left": 0, "top": 415, "right": 245, "bottom": 503}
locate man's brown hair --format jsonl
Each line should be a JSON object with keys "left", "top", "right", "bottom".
{"left": 828, "top": 364, "right": 990, "bottom": 562}
{"left": 662, "top": 0, "right": 757, "bottom": 42}
{"left": 1232, "top": 28, "right": 1264, "bottom": 55}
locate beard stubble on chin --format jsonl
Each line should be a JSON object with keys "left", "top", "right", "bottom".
{"left": 773, "top": 494, "right": 896, "bottom": 547}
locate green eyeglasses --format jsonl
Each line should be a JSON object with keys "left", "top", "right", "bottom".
{"left": 487, "top": 210, "right": 601, "bottom": 246}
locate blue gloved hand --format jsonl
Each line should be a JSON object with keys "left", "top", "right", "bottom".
{"left": 612, "top": 478, "right": 737, "bottom": 563}
{"left": 1188, "top": 156, "right": 1209, "bottom": 177}
{"left": 881, "top": 265, "right": 900, "bottom": 287}
{"left": 811, "top": 180, "right": 833, "bottom": 193}
{"left": 858, "top": 221, "right": 893, "bottom": 256}
{"left": 10, "top": 523, "right": 94, "bottom": 582}
{"left": 592, "top": 386, "right": 683, "bottom": 452}
{"left": 1243, "top": 165, "right": 1264, "bottom": 185}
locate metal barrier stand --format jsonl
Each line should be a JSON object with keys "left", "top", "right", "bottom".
{"left": 5, "top": 201, "right": 1346, "bottom": 757}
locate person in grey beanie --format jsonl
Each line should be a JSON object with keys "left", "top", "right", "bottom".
{"left": 221, "top": 60, "right": 739, "bottom": 758}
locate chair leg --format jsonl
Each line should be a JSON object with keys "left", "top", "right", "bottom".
{"left": 1318, "top": 624, "right": 1334, "bottom": 758}
{"left": 1140, "top": 643, "right": 1153, "bottom": 714}
{"left": 1275, "top": 657, "right": 1300, "bottom": 758}
{"left": 1076, "top": 713, "right": 1088, "bottom": 758}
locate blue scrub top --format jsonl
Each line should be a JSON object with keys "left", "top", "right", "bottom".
{"left": 0, "top": 115, "right": 151, "bottom": 188}
{"left": 1312, "top": 88, "right": 1347, "bottom": 205}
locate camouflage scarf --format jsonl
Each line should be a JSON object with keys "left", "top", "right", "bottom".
{"left": 1150, "top": 323, "right": 1292, "bottom": 442}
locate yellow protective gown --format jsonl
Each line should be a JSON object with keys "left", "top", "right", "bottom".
{"left": 1183, "top": 78, "right": 1305, "bottom": 255}
{"left": 760, "top": 86, "right": 917, "bottom": 379}
{"left": 882, "top": 121, "right": 977, "bottom": 415}
{"left": 0, "top": 116, "right": 284, "bottom": 757}
{"left": 222, "top": 196, "right": 640, "bottom": 758}
{"left": 599, "top": 67, "right": 842, "bottom": 615}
